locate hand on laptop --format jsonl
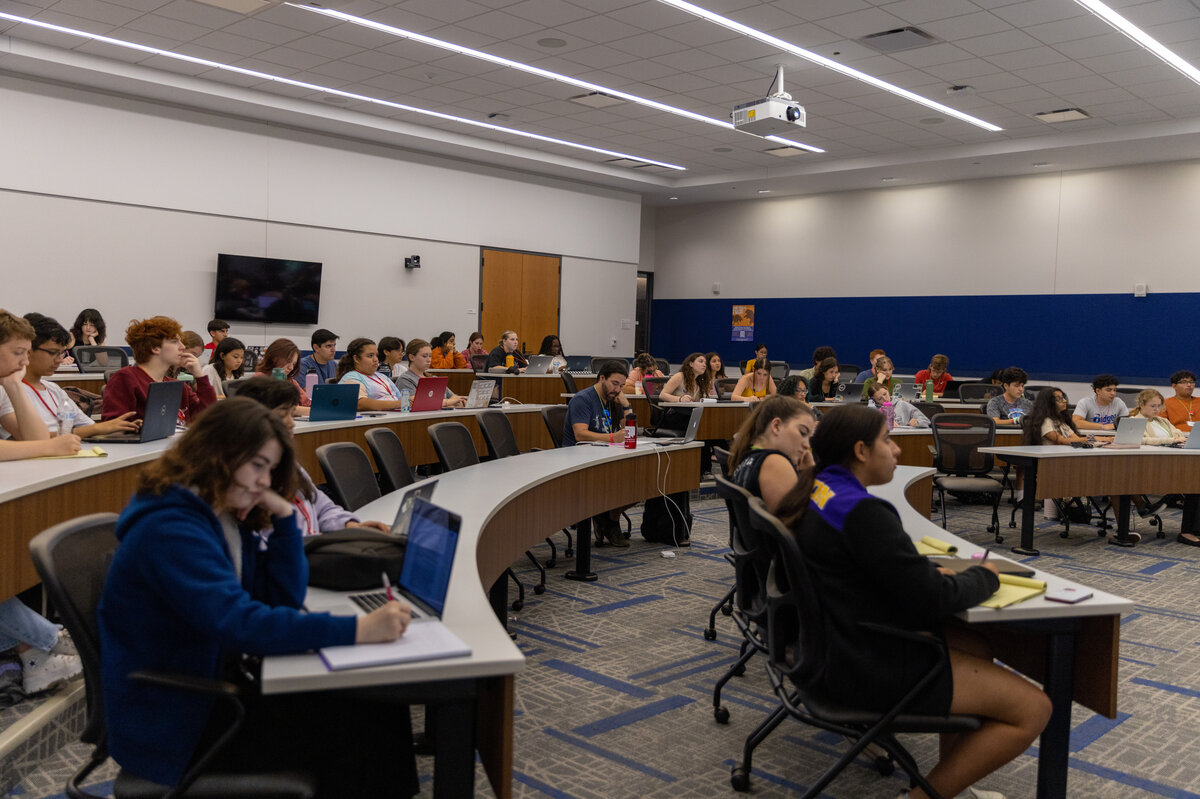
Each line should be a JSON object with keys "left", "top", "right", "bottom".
{"left": 357, "top": 600, "right": 412, "bottom": 643}
{"left": 347, "top": 520, "right": 390, "bottom": 533}
{"left": 87, "top": 411, "right": 140, "bottom": 438}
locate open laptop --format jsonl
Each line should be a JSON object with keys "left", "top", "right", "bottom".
{"left": 308, "top": 384, "right": 358, "bottom": 422}
{"left": 464, "top": 378, "right": 496, "bottom": 409}
{"left": 1106, "top": 416, "right": 1147, "bottom": 449}
{"left": 653, "top": 406, "right": 703, "bottom": 445}
{"left": 346, "top": 498, "right": 461, "bottom": 620}
{"left": 84, "top": 380, "right": 184, "bottom": 443}
{"left": 525, "top": 354, "right": 556, "bottom": 374}
{"left": 410, "top": 376, "right": 450, "bottom": 412}
{"left": 564, "top": 355, "right": 592, "bottom": 372}
{"left": 1184, "top": 426, "right": 1200, "bottom": 450}
{"left": 389, "top": 478, "right": 439, "bottom": 543}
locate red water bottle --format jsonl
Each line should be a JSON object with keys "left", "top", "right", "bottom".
{"left": 624, "top": 414, "right": 637, "bottom": 449}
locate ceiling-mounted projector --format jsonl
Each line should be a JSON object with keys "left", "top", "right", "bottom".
{"left": 731, "top": 65, "right": 806, "bottom": 136}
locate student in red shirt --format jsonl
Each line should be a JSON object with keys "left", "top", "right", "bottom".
{"left": 101, "top": 316, "right": 218, "bottom": 423}
{"left": 202, "top": 318, "right": 229, "bottom": 356}
{"left": 913, "top": 354, "right": 953, "bottom": 397}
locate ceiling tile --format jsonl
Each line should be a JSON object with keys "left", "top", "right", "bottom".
{"left": 505, "top": 0, "right": 593, "bottom": 27}
{"left": 46, "top": 0, "right": 142, "bottom": 27}
{"left": 222, "top": 17, "right": 307, "bottom": 46}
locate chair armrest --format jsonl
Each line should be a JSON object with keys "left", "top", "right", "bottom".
{"left": 130, "top": 670, "right": 239, "bottom": 697}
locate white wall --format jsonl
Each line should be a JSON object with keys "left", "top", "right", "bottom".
{"left": 653, "top": 161, "right": 1200, "bottom": 299}
{"left": 561, "top": 257, "right": 638, "bottom": 357}
{"left": 0, "top": 75, "right": 642, "bottom": 354}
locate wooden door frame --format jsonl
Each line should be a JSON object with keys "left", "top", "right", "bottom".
{"left": 479, "top": 247, "right": 562, "bottom": 353}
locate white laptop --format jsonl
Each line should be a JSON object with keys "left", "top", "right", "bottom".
{"left": 525, "top": 355, "right": 556, "bottom": 374}
{"left": 465, "top": 379, "right": 497, "bottom": 409}
{"left": 653, "top": 406, "right": 703, "bottom": 445}
{"left": 1106, "top": 416, "right": 1147, "bottom": 449}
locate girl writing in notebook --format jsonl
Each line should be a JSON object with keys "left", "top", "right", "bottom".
{"left": 98, "top": 398, "right": 416, "bottom": 795}
{"left": 778, "top": 405, "right": 1050, "bottom": 799}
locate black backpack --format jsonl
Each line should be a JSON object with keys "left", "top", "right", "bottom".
{"left": 640, "top": 492, "right": 692, "bottom": 545}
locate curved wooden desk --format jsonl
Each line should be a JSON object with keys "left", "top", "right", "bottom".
{"left": 877, "top": 467, "right": 1132, "bottom": 799}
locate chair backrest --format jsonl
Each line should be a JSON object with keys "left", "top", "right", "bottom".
{"left": 642, "top": 376, "right": 668, "bottom": 400}
{"left": 74, "top": 346, "right": 129, "bottom": 373}
{"left": 478, "top": 410, "right": 520, "bottom": 459}
{"left": 102, "top": 368, "right": 122, "bottom": 385}
{"left": 747, "top": 498, "right": 825, "bottom": 690}
{"left": 1025, "top": 384, "right": 1057, "bottom": 399}
{"left": 714, "top": 473, "right": 774, "bottom": 624}
{"left": 713, "top": 445, "right": 730, "bottom": 473}
{"left": 717, "top": 377, "right": 739, "bottom": 400}
{"left": 428, "top": 422, "right": 480, "bottom": 471}
{"left": 28, "top": 513, "right": 121, "bottom": 746}
{"left": 241, "top": 349, "right": 258, "bottom": 374}
{"left": 315, "top": 442, "right": 382, "bottom": 511}
{"left": 654, "top": 358, "right": 670, "bottom": 374}
{"left": 1114, "top": 386, "right": 1141, "bottom": 401}
{"left": 768, "top": 361, "right": 789, "bottom": 380}
{"left": 222, "top": 378, "right": 244, "bottom": 397}
{"left": 957, "top": 382, "right": 1002, "bottom": 404}
{"left": 541, "top": 405, "right": 567, "bottom": 448}
{"left": 590, "top": 356, "right": 628, "bottom": 373}
{"left": 930, "top": 413, "right": 997, "bottom": 476}
{"left": 364, "top": 428, "right": 414, "bottom": 493}
{"left": 837, "top": 363, "right": 861, "bottom": 379}
{"left": 913, "top": 401, "right": 944, "bottom": 420}
{"left": 470, "top": 353, "right": 488, "bottom": 372}
{"left": 560, "top": 371, "right": 578, "bottom": 394}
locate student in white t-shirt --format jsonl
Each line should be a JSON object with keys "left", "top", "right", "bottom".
{"left": 0, "top": 315, "right": 139, "bottom": 441}
{"left": 1072, "top": 374, "right": 1129, "bottom": 431}
{"left": 201, "top": 337, "right": 245, "bottom": 399}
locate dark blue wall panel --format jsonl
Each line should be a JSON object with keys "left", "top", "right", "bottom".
{"left": 651, "top": 293, "right": 1199, "bottom": 384}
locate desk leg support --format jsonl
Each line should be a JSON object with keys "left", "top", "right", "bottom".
{"left": 488, "top": 577, "right": 509, "bottom": 628}
{"left": 565, "top": 519, "right": 597, "bottom": 582}
{"left": 433, "top": 696, "right": 477, "bottom": 799}
{"left": 1012, "top": 458, "right": 1040, "bottom": 556}
{"left": 1109, "top": 496, "right": 1136, "bottom": 547}
{"left": 1037, "top": 627, "right": 1077, "bottom": 799}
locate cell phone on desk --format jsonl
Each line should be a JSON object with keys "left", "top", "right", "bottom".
{"left": 1045, "top": 586, "right": 1093, "bottom": 604}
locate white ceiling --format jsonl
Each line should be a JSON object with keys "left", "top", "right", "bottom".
{"left": 4, "top": 0, "right": 1200, "bottom": 204}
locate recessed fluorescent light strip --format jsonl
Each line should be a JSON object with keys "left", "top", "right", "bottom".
{"left": 1073, "top": 0, "right": 1200, "bottom": 85}
{"left": 654, "top": 0, "right": 1002, "bottom": 133}
{"left": 288, "top": 3, "right": 823, "bottom": 154}
{"left": 0, "top": 11, "right": 685, "bottom": 170}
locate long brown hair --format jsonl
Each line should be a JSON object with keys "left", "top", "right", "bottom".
{"left": 258, "top": 338, "right": 301, "bottom": 379}
{"left": 679, "top": 352, "right": 711, "bottom": 398}
{"left": 726, "top": 396, "right": 814, "bottom": 476}
{"left": 136, "top": 398, "right": 298, "bottom": 530}
{"left": 776, "top": 404, "right": 885, "bottom": 530}
{"left": 334, "top": 337, "right": 374, "bottom": 383}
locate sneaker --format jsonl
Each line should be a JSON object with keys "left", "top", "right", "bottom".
{"left": 598, "top": 517, "right": 629, "bottom": 548}
{"left": 963, "top": 788, "right": 1005, "bottom": 799}
{"left": 50, "top": 630, "right": 77, "bottom": 657}
{"left": 20, "top": 649, "right": 82, "bottom": 694}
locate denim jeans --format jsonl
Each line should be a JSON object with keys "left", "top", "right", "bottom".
{"left": 0, "top": 597, "right": 59, "bottom": 652}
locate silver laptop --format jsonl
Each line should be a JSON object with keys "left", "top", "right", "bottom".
{"left": 1184, "top": 426, "right": 1200, "bottom": 450}
{"left": 388, "top": 478, "right": 439, "bottom": 542}
{"left": 465, "top": 379, "right": 496, "bottom": 409}
{"left": 525, "top": 354, "right": 556, "bottom": 374}
{"left": 653, "top": 406, "right": 703, "bottom": 445}
{"left": 1107, "top": 416, "right": 1146, "bottom": 449}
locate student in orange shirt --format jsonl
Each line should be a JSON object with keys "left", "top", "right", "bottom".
{"left": 1163, "top": 371, "right": 1199, "bottom": 433}
{"left": 430, "top": 331, "right": 469, "bottom": 369}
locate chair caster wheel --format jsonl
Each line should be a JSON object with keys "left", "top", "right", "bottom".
{"left": 1097, "top": 529, "right": 1106, "bottom": 538}
{"left": 993, "top": 535, "right": 1003, "bottom": 544}
{"left": 564, "top": 548, "right": 574, "bottom": 557}
{"left": 511, "top": 600, "right": 523, "bottom": 611}
{"left": 874, "top": 755, "right": 895, "bottom": 776}
{"left": 732, "top": 663, "right": 746, "bottom": 677}
{"left": 721, "top": 603, "right": 733, "bottom": 616}
{"left": 544, "top": 559, "right": 557, "bottom": 569}
{"left": 714, "top": 706, "right": 730, "bottom": 724}
{"left": 533, "top": 585, "right": 545, "bottom": 595}
{"left": 1060, "top": 531, "right": 1070, "bottom": 539}
{"left": 703, "top": 628, "right": 717, "bottom": 641}
{"left": 731, "top": 765, "right": 750, "bottom": 792}
{"left": 1157, "top": 530, "right": 1165, "bottom": 539}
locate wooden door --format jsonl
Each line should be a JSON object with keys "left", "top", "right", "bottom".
{"left": 480, "top": 248, "right": 560, "bottom": 354}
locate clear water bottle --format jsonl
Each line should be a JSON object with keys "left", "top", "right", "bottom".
{"left": 56, "top": 404, "right": 73, "bottom": 436}
{"left": 399, "top": 389, "right": 412, "bottom": 413}
{"left": 624, "top": 414, "right": 637, "bottom": 449}
{"left": 882, "top": 400, "right": 895, "bottom": 430}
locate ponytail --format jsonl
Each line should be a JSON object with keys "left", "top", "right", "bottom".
{"left": 334, "top": 337, "right": 374, "bottom": 383}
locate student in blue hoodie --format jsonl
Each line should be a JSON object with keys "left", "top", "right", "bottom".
{"left": 98, "top": 398, "right": 417, "bottom": 796}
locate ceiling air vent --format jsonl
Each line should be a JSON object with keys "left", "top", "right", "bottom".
{"left": 1035, "top": 108, "right": 1091, "bottom": 123}
{"left": 859, "top": 27, "right": 939, "bottom": 54}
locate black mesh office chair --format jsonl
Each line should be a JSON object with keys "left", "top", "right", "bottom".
{"left": 837, "top": 364, "right": 861, "bottom": 379}
{"left": 705, "top": 453, "right": 736, "bottom": 641}
{"left": 73, "top": 346, "right": 129, "bottom": 373}
{"left": 957, "top": 383, "right": 1002, "bottom": 406}
{"left": 28, "top": 513, "right": 316, "bottom": 799}
{"left": 428, "top": 422, "right": 538, "bottom": 608}
{"left": 930, "top": 414, "right": 1005, "bottom": 541}
{"left": 315, "top": 442, "right": 382, "bottom": 513}
{"left": 541, "top": 405, "right": 567, "bottom": 448}
{"left": 731, "top": 499, "right": 980, "bottom": 796}
{"left": 654, "top": 358, "right": 670, "bottom": 374}
{"left": 768, "top": 362, "right": 789, "bottom": 380}
{"left": 912, "top": 401, "right": 944, "bottom": 421}
{"left": 590, "top": 356, "right": 629, "bottom": 373}
{"left": 103, "top": 368, "right": 123, "bottom": 385}
{"left": 642, "top": 377, "right": 679, "bottom": 435}
{"left": 364, "top": 428, "right": 414, "bottom": 494}
{"left": 241, "top": 350, "right": 258, "bottom": 374}
{"left": 560, "top": 371, "right": 578, "bottom": 394}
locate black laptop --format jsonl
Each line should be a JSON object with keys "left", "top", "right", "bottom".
{"left": 84, "top": 380, "right": 183, "bottom": 443}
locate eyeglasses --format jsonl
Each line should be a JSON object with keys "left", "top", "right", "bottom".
{"left": 34, "top": 347, "right": 67, "bottom": 360}
{"left": 1177, "top": 379, "right": 1196, "bottom": 385}
{"left": 1054, "top": 395, "right": 1067, "bottom": 403}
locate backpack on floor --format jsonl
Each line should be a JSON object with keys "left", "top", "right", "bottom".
{"left": 641, "top": 491, "right": 692, "bottom": 545}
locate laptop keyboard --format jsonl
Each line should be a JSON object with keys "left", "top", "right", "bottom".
{"left": 349, "top": 591, "right": 389, "bottom": 612}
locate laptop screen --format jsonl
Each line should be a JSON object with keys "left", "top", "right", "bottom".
{"left": 398, "top": 498, "right": 460, "bottom": 616}
{"left": 389, "top": 479, "right": 438, "bottom": 539}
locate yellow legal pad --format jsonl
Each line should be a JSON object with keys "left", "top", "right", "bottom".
{"left": 979, "top": 574, "right": 1047, "bottom": 609}
{"left": 35, "top": 446, "right": 108, "bottom": 460}
{"left": 914, "top": 536, "right": 958, "bottom": 556}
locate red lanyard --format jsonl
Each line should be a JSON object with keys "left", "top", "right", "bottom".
{"left": 366, "top": 372, "right": 398, "bottom": 399}
{"left": 22, "top": 380, "right": 58, "bottom": 417}
{"left": 292, "top": 496, "right": 315, "bottom": 535}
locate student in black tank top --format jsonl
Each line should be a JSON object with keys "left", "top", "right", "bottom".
{"left": 726, "top": 395, "right": 817, "bottom": 511}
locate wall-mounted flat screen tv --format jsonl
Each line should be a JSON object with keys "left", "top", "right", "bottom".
{"left": 215, "top": 254, "right": 322, "bottom": 325}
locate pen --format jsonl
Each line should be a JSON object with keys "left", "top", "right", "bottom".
{"left": 981, "top": 548, "right": 990, "bottom": 562}
{"left": 382, "top": 571, "right": 394, "bottom": 602}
